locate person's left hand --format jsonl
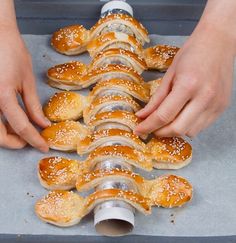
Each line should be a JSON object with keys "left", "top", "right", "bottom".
{"left": 135, "top": 25, "right": 235, "bottom": 138}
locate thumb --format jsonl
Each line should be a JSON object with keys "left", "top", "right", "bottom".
{"left": 136, "top": 66, "right": 175, "bottom": 119}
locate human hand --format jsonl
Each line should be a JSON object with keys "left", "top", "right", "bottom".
{"left": 135, "top": 25, "right": 235, "bottom": 138}
{"left": 0, "top": 27, "right": 50, "bottom": 151}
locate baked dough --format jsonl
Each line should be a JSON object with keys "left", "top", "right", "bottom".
{"left": 77, "top": 129, "right": 146, "bottom": 155}
{"left": 148, "top": 78, "right": 162, "bottom": 96}
{"left": 83, "top": 94, "right": 141, "bottom": 125}
{"left": 35, "top": 174, "right": 192, "bottom": 227}
{"left": 43, "top": 91, "right": 88, "bottom": 122}
{"left": 144, "top": 44, "right": 179, "bottom": 72}
{"left": 87, "top": 32, "right": 143, "bottom": 58}
{"left": 35, "top": 190, "right": 85, "bottom": 227}
{"left": 41, "top": 121, "right": 89, "bottom": 152}
{"left": 89, "top": 78, "right": 150, "bottom": 103}
{"left": 146, "top": 174, "right": 193, "bottom": 208}
{"left": 38, "top": 156, "right": 82, "bottom": 190}
{"left": 88, "top": 110, "right": 140, "bottom": 132}
{"left": 51, "top": 25, "right": 90, "bottom": 55}
{"left": 89, "top": 13, "right": 149, "bottom": 45}
{"left": 35, "top": 188, "right": 151, "bottom": 227}
{"left": 47, "top": 61, "right": 87, "bottom": 90}
{"left": 79, "top": 64, "right": 145, "bottom": 89}
{"left": 89, "top": 48, "right": 147, "bottom": 74}
{"left": 147, "top": 137, "right": 192, "bottom": 169}
{"left": 75, "top": 169, "right": 193, "bottom": 209}
{"left": 84, "top": 145, "right": 153, "bottom": 171}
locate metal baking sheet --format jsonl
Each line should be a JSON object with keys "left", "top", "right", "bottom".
{"left": 0, "top": 34, "right": 235, "bottom": 238}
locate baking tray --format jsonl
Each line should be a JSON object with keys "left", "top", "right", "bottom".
{"left": 0, "top": 34, "right": 235, "bottom": 243}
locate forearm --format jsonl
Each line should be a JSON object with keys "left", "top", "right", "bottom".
{"left": 0, "top": 0, "right": 18, "bottom": 30}
{"left": 195, "top": 0, "right": 236, "bottom": 55}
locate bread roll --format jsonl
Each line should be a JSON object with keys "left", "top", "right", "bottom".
{"left": 147, "top": 137, "right": 192, "bottom": 169}
{"left": 47, "top": 61, "right": 87, "bottom": 90}
{"left": 51, "top": 25, "right": 90, "bottom": 55}
{"left": 43, "top": 91, "right": 88, "bottom": 122}
{"left": 41, "top": 121, "right": 89, "bottom": 152}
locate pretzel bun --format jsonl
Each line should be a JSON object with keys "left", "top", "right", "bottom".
{"left": 77, "top": 129, "right": 146, "bottom": 155}
{"left": 89, "top": 48, "right": 147, "bottom": 74}
{"left": 84, "top": 145, "right": 153, "bottom": 171}
{"left": 87, "top": 32, "right": 143, "bottom": 58}
{"left": 147, "top": 137, "right": 192, "bottom": 169}
{"left": 83, "top": 94, "right": 141, "bottom": 125}
{"left": 35, "top": 190, "right": 85, "bottom": 227}
{"left": 41, "top": 121, "right": 89, "bottom": 152}
{"left": 89, "top": 78, "right": 150, "bottom": 103}
{"left": 51, "top": 25, "right": 90, "bottom": 55}
{"left": 43, "top": 91, "right": 88, "bottom": 122}
{"left": 90, "top": 14, "right": 149, "bottom": 45}
{"left": 38, "top": 157, "right": 80, "bottom": 190}
{"left": 148, "top": 78, "right": 162, "bottom": 96}
{"left": 47, "top": 61, "right": 87, "bottom": 90}
{"left": 85, "top": 189, "right": 151, "bottom": 215}
{"left": 147, "top": 174, "right": 193, "bottom": 208}
{"left": 80, "top": 64, "right": 144, "bottom": 89}
{"left": 144, "top": 45, "right": 179, "bottom": 72}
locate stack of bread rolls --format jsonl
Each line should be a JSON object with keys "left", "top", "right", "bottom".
{"left": 35, "top": 11, "right": 192, "bottom": 229}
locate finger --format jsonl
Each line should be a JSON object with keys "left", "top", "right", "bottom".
{"left": 0, "top": 119, "right": 26, "bottom": 149}
{"left": 153, "top": 97, "right": 208, "bottom": 137}
{"left": 0, "top": 90, "right": 49, "bottom": 152}
{"left": 22, "top": 73, "right": 51, "bottom": 128}
{"left": 186, "top": 111, "right": 218, "bottom": 137}
{"left": 135, "top": 83, "right": 191, "bottom": 136}
{"left": 136, "top": 66, "right": 175, "bottom": 118}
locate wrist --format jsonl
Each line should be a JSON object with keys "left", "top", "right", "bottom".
{"left": 0, "top": 22, "right": 18, "bottom": 34}
{"left": 193, "top": 20, "right": 236, "bottom": 57}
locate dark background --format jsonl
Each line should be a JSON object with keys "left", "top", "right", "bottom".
{"left": 15, "top": 0, "right": 207, "bottom": 35}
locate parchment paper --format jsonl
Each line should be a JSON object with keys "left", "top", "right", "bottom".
{"left": 0, "top": 34, "right": 235, "bottom": 237}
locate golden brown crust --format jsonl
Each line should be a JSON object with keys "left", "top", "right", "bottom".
{"left": 88, "top": 110, "right": 140, "bottom": 132}
{"left": 83, "top": 94, "right": 141, "bottom": 125}
{"left": 90, "top": 14, "right": 149, "bottom": 45}
{"left": 38, "top": 157, "right": 83, "bottom": 190}
{"left": 35, "top": 190, "right": 85, "bottom": 227}
{"left": 87, "top": 32, "right": 143, "bottom": 57}
{"left": 43, "top": 91, "right": 88, "bottom": 122}
{"left": 148, "top": 78, "right": 162, "bottom": 96}
{"left": 84, "top": 145, "right": 153, "bottom": 171}
{"left": 47, "top": 61, "right": 87, "bottom": 90}
{"left": 89, "top": 78, "right": 150, "bottom": 103}
{"left": 144, "top": 45, "right": 179, "bottom": 72}
{"left": 89, "top": 48, "right": 147, "bottom": 74}
{"left": 147, "top": 137, "right": 192, "bottom": 169}
{"left": 41, "top": 121, "right": 89, "bottom": 151}
{"left": 146, "top": 174, "right": 193, "bottom": 208}
{"left": 77, "top": 128, "right": 146, "bottom": 155}
{"left": 85, "top": 189, "right": 151, "bottom": 215}
{"left": 80, "top": 64, "right": 144, "bottom": 88}
{"left": 51, "top": 25, "right": 90, "bottom": 55}
{"left": 76, "top": 168, "right": 145, "bottom": 192}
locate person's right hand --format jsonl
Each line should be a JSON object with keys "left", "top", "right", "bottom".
{"left": 0, "top": 26, "right": 50, "bottom": 152}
